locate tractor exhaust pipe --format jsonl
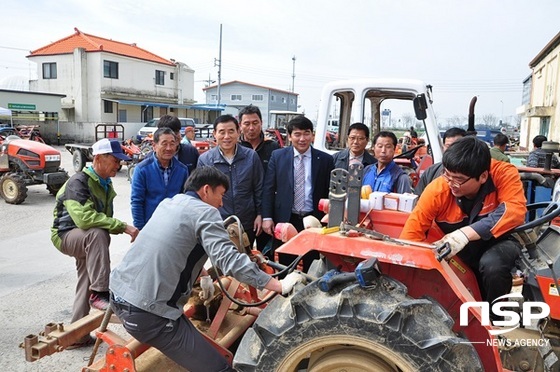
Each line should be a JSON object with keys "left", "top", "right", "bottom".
{"left": 467, "top": 96, "right": 477, "bottom": 136}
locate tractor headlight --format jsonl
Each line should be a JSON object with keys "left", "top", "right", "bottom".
{"left": 45, "top": 155, "right": 61, "bottom": 162}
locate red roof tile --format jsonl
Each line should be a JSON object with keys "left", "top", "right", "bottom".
{"left": 28, "top": 27, "right": 174, "bottom": 66}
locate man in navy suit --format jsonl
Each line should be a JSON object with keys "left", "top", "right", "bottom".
{"left": 262, "top": 115, "right": 335, "bottom": 271}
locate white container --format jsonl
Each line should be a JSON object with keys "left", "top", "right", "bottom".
{"left": 369, "top": 191, "right": 387, "bottom": 210}
{"left": 398, "top": 193, "right": 419, "bottom": 213}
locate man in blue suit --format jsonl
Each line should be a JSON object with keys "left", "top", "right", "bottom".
{"left": 262, "top": 115, "right": 335, "bottom": 271}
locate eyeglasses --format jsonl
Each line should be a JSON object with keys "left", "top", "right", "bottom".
{"left": 348, "top": 136, "right": 367, "bottom": 142}
{"left": 442, "top": 169, "right": 472, "bottom": 188}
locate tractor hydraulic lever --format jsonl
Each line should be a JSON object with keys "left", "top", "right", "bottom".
{"left": 339, "top": 223, "right": 451, "bottom": 261}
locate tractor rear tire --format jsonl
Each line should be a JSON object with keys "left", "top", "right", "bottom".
{"left": 234, "top": 276, "right": 482, "bottom": 372}
{"left": 72, "top": 150, "right": 86, "bottom": 173}
{"left": 0, "top": 174, "right": 28, "bottom": 204}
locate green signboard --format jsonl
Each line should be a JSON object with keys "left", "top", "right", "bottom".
{"left": 8, "top": 103, "right": 36, "bottom": 110}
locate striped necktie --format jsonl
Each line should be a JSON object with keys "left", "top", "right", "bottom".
{"left": 293, "top": 154, "right": 305, "bottom": 212}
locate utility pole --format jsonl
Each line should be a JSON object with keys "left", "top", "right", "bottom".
{"left": 291, "top": 55, "right": 296, "bottom": 93}
{"left": 215, "top": 24, "right": 223, "bottom": 108}
{"left": 500, "top": 100, "right": 504, "bottom": 126}
{"left": 202, "top": 74, "right": 215, "bottom": 87}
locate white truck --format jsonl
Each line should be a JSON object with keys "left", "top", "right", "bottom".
{"left": 312, "top": 79, "right": 443, "bottom": 166}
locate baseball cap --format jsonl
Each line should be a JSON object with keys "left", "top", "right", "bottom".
{"left": 92, "top": 138, "right": 131, "bottom": 161}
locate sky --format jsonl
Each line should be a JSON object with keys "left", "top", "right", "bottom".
{"left": 1, "top": 0, "right": 559, "bottom": 126}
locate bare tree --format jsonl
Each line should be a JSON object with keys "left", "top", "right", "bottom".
{"left": 401, "top": 113, "right": 415, "bottom": 129}
{"left": 446, "top": 115, "right": 466, "bottom": 128}
{"left": 480, "top": 114, "right": 499, "bottom": 128}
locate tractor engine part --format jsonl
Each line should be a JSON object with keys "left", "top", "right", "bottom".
{"left": 318, "top": 257, "right": 380, "bottom": 292}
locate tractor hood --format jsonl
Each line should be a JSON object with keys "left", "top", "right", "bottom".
{"left": 3, "top": 137, "right": 61, "bottom": 158}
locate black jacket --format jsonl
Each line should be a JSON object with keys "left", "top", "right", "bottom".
{"left": 240, "top": 132, "right": 280, "bottom": 174}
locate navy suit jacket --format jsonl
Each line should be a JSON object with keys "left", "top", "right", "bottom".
{"left": 262, "top": 146, "right": 335, "bottom": 223}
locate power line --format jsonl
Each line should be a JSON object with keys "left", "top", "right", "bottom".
{"left": 0, "top": 45, "right": 30, "bottom": 52}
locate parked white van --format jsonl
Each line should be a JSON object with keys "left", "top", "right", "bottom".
{"left": 136, "top": 117, "right": 195, "bottom": 141}
{"left": 326, "top": 119, "right": 339, "bottom": 133}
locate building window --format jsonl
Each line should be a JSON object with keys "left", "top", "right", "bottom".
{"left": 104, "top": 60, "right": 119, "bottom": 79}
{"left": 211, "top": 95, "right": 218, "bottom": 101}
{"left": 103, "top": 100, "right": 113, "bottom": 113}
{"left": 156, "top": 70, "right": 165, "bottom": 85}
{"left": 252, "top": 94, "right": 263, "bottom": 101}
{"left": 231, "top": 94, "right": 242, "bottom": 101}
{"left": 281, "top": 97, "right": 286, "bottom": 103}
{"left": 42, "top": 63, "right": 57, "bottom": 79}
{"left": 271, "top": 95, "right": 275, "bottom": 101}
{"left": 170, "top": 72, "right": 174, "bottom": 80}
{"left": 291, "top": 98, "right": 295, "bottom": 104}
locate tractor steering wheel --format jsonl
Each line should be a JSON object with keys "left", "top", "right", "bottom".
{"left": 513, "top": 201, "right": 560, "bottom": 232}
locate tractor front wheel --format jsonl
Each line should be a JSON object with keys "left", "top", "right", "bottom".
{"left": 0, "top": 173, "right": 28, "bottom": 204}
{"left": 234, "top": 276, "right": 482, "bottom": 372}
{"left": 72, "top": 150, "right": 86, "bottom": 173}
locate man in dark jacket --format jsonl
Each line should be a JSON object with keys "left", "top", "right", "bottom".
{"left": 332, "top": 122, "right": 376, "bottom": 170}
{"left": 198, "top": 114, "right": 264, "bottom": 246}
{"left": 51, "top": 139, "right": 138, "bottom": 346}
{"left": 262, "top": 115, "right": 335, "bottom": 271}
{"left": 239, "top": 104, "right": 280, "bottom": 174}
{"left": 239, "top": 104, "right": 280, "bottom": 251}
{"left": 158, "top": 115, "right": 199, "bottom": 173}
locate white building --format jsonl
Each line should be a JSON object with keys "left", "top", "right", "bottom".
{"left": 203, "top": 80, "right": 298, "bottom": 128}
{"left": 27, "top": 28, "right": 219, "bottom": 126}
{"left": 518, "top": 31, "right": 560, "bottom": 148}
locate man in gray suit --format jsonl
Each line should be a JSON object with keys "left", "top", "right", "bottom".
{"left": 332, "top": 122, "right": 376, "bottom": 170}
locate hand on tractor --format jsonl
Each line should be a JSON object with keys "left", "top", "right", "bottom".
{"left": 434, "top": 229, "right": 469, "bottom": 260}
{"left": 280, "top": 272, "right": 305, "bottom": 295}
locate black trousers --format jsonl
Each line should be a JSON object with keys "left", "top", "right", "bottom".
{"left": 457, "top": 238, "right": 521, "bottom": 304}
{"left": 111, "top": 298, "right": 234, "bottom": 372}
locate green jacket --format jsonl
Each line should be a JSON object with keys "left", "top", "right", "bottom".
{"left": 51, "top": 167, "right": 126, "bottom": 250}
{"left": 490, "top": 146, "right": 510, "bottom": 163}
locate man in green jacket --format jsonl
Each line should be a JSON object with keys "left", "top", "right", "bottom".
{"left": 51, "top": 139, "right": 138, "bottom": 346}
{"left": 490, "top": 133, "right": 510, "bottom": 163}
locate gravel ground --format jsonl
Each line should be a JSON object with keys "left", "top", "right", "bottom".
{"left": 0, "top": 145, "right": 136, "bottom": 371}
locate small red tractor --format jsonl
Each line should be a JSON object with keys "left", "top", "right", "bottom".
{"left": 21, "top": 80, "right": 560, "bottom": 371}
{"left": 0, "top": 135, "right": 68, "bottom": 204}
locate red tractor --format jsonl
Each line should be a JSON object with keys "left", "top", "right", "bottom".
{"left": 0, "top": 135, "right": 68, "bottom": 204}
{"left": 21, "top": 79, "right": 560, "bottom": 371}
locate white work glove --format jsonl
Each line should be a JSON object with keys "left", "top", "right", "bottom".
{"left": 280, "top": 272, "right": 305, "bottom": 295}
{"left": 199, "top": 275, "right": 215, "bottom": 301}
{"left": 434, "top": 229, "right": 469, "bottom": 260}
